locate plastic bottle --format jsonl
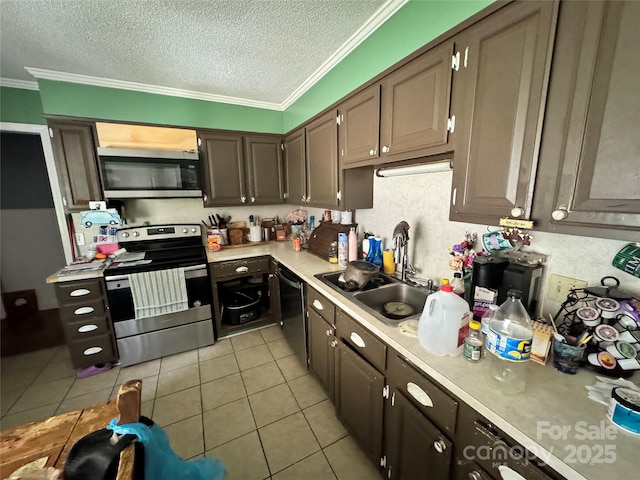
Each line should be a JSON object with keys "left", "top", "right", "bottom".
{"left": 338, "top": 233, "right": 348, "bottom": 267}
{"left": 480, "top": 304, "right": 499, "bottom": 336}
{"left": 484, "top": 289, "right": 533, "bottom": 395}
{"left": 366, "top": 237, "right": 383, "bottom": 268}
{"left": 451, "top": 272, "right": 465, "bottom": 297}
{"left": 418, "top": 280, "right": 471, "bottom": 357}
{"left": 348, "top": 227, "right": 358, "bottom": 262}
{"left": 463, "top": 320, "right": 483, "bottom": 362}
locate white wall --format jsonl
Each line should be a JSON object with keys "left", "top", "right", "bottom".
{"left": 354, "top": 171, "right": 640, "bottom": 319}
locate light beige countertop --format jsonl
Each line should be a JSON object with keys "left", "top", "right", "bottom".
{"left": 49, "top": 241, "right": 638, "bottom": 479}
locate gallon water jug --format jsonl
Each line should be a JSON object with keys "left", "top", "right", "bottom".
{"left": 418, "top": 281, "right": 471, "bottom": 356}
{"left": 484, "top": 289, "right": 533, "bottom": 395}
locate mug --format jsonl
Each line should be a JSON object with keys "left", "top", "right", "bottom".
{"left": 249, "top": 226, "right": 262, "bottom": 242}
{"left": 331, "top": 210, "right": 341, "bottom": 224}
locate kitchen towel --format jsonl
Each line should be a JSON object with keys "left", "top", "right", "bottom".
{"left": 129, "top": 268, "right": 188, "bottom": 319}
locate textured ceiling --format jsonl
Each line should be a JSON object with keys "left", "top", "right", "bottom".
{"left": 0, "top": 0, "right": 402, "bottom": 109}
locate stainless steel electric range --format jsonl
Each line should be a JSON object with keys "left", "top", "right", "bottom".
{"left": 104, "top": 224, "right": 214, "bottom": 367}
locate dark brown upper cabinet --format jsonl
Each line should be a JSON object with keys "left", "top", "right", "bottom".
{"left": 338, "top": 84, "right": 380, "bottom": 168}
{"left": 49, "top": 120, "right": 102, "bottom": 210}
{"left": 199, "top": 131, "right": 283, "bottom": 206}
{"left": 378, "top": 41, "right": 455, "bottom": 164}
{"left": 283, "top": 128, "right": 307, "bottom": 205}
{"left": 305, "top": 111, "right": 340, "bottom": 208}
{"left": 243, "top": 135, "right": 284, "bottom": 205}
{"left": 450, "top": 0, "right": 558, "bottom": 224}
{"left": 533, "top": 0, "right": 640, "bottom": 240}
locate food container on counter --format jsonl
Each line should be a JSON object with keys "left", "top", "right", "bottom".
{"left": 608, "top": 387, "right": 640, "bottom": 435}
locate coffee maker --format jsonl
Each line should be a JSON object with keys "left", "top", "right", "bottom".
{"left": 470, "top": 256, "right": 543, "bottom": 317}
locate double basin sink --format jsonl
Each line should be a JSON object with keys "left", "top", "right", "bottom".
{"left": 315, "top": 271, "right": 430, "bottom": 327}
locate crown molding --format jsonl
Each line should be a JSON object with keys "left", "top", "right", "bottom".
{"left": 0, "top": 78, "right": 39, "bottom": 90}
{"left": 280, "top": 0, "right": 408, "bottom": 109}
{"left": 20, "top": 0, "right": 407, "bottom": 112}
{"left": 24, "top": 67, "right": 283, "bottom": 111}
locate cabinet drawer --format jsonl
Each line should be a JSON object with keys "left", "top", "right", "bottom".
{"left": 59, "top": 297, "right": 106, "bottom": 321}
{"left": 211, "top": 256, "right": 270, "bottom": 278}
{"left": 307, "top": 287, "right": 335, "bottom": 324}
{"left": 62, "top": 315, "right": 112, "bottom": 341}
{"left": 336, "top": 309, "right": 386, "bottom": 372}
{"left": 67, "top": 333, "right": 117, "bottom": 369}
{"left": 388, "top": 352, "right": 457, "bottom": 435}
{"left": 55, "top": 279, "right": 104, "bottom": 304}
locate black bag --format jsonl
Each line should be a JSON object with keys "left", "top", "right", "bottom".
{"left": 63, "top": 417, "right": 151, "bottom": 480}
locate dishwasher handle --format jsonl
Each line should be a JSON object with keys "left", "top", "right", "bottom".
{"left": 276, "top": 267, "right": 303, "bottom": 290}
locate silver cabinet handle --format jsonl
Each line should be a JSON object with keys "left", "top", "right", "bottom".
{"left": 241, "top": 196, "right": 246, "bottom": 203}
{"left": 251, "top": 197, "right": 256, "bottom": 203}
{"left": 83, "top": 346, "right": 103, "bottom": 356}
{"left": 74, "top": 306, "right": 95, "bottom": 315}
{"left": 302, "top": 195, "right": 306, "bottom": 202}
{"left": 70, "top": 288, "right": 91, "bottom": 297}
{"left": 510, "top": 207, "right": 524, "bottom": 218}
{"left": 330, "top": 340, "right": 337, "bottom": 348}
{"left": 407, "top": 382, "right": 434, "bottom": 407}
{"left": 350, "top": 332, "right": 366, "bottom": 348}
{"left": 235, "top": 266, "right": 249, "bottom": 273}
{"left": 78, "top": 324, "right": 98, "bottom": 333}
{"left": 433, "top": 439, "right": 447, "bottom": 454}
{"left": 468, "top": 471, "right": 484, "bottom": 480}
{"left": 382, "top": 146, "right": 390, "bottom": 154}
{"left": 203, "top": 193, "right": 208, "bottom": 203}
{"left": 312, "top": 299, "right": 324, "bottom": 310}
{"left": 325, "top": 329, "right": 333, "bottom": 336}
{"left": 552, "top": 208, "right": 569, "bottom": 221}
{"left": 306, "top": 196, "right": 311, "bottom": 203}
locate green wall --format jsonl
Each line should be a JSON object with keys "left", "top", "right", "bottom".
{"left": 2, "top": 0, "right": 492, "bottom": 133}
{"left": 0, "top": 87, "right": 45, "bottom": 125}
{"left": 283, "top": 0, "right": 493, "bottom": 131}
{"left": 37, "top": 80, "right": 284, "bottom": 133}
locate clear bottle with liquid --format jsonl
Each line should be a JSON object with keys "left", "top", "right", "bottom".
{"left": 484, "top": 289, "right": 533, "bottom": 395}
{"left": 463, "top": 320, "right": 483, "bottom": 362}
{"left": 450, "top": 272, "right": 465, "bottom": 297}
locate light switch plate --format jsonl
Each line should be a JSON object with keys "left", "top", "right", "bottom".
{"left": 547, "top": 274, "right": 588, "bottom": 303}
{"left": 75, "top": 232, "right": 85, "bottom": 246}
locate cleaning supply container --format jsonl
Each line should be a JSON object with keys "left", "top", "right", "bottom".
{"left": 418, "top": 281, "right": 471, "bottom": 356}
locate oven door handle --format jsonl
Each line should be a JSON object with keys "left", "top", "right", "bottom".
{"left": 105, "top": 263, "right": 207, "bottom": 282}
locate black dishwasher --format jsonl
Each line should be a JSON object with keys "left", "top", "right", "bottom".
{"left": 276, "top": 264, "right": 307, "bottom": 368}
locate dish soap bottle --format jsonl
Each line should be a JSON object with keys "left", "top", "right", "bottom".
{"left": 348, "top": 227, "right": 358, "bottom": 262}
{"left": 484, "top": 289, "right": 533, "bottom": 395}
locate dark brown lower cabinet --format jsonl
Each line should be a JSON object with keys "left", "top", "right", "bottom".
{"left": 307, "top": 308, "right": 336, "bottom": 401}
{"left": 384, "top": 388, "right": 453, "bottom": 480}
{"left": 334, "top": 341, "right": 384, "bottom": 465}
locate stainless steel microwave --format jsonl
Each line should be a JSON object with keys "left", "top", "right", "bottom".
{"left": 97, "top": 147, "right": 202, "bottom": 199}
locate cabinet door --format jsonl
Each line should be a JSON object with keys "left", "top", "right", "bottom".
{"left": 198, "top": 132, "right": 245, "bottom": 206}
{"left": 385, "top": 389, "right": 453, "bottom": 480}
{"left": 379, "top": 42, "right": 454, "bottom": 164}
{"left": 244, "top": 135, "right": 284, "bottom": 205}
{"left": 283, "top": 129, "right": 307, "bottom": 204}
{"left": 308, "top": 308, "right": 335, "bottom": 401}
{"left": 338, "top": 84, "right": 380, "bottom": 168}
{"left": 450, "top": 1, "right": 557, "bottom": 223}
{"left": 306, "top": 111, "right": 339, "bottom": 208}
{"left": 335, "top": 340, "right": 384, "bottom": 464}
{"left": 534, "top": 0, "right": 640, "bottom": 238}
{"left": 49, "top": 121, "right": 101, "bottom": 209}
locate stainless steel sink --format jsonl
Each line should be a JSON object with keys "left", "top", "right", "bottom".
{"left": 353, "top": 283, "right": 428, "bottom": 325}
{"left": 314, "top": 271, "right": 429, "bottom": 327}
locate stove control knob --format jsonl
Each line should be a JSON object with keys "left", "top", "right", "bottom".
{"left": 183, "top": 228, "right": 188, "bottom": 233}
{"left": 121, "top": 232, "right": 129, "bottom": 238}
{"left": 133, "top": 231, "right": 140, "bottom": 237}
{"left": 191, "top": 228, "right": 197, "bottom": 233}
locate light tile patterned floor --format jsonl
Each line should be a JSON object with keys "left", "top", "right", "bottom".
{"left": 0, "top": 325, "right": 381, "bottom": 480}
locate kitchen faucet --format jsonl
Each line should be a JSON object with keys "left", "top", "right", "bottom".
{"left": 392, "top": 221, "right": 413, "bottom": 282}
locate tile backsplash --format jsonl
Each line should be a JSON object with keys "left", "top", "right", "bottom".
{"left": 354, "top": 171, "right": 640, "bottom": 319}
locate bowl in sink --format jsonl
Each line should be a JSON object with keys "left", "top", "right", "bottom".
{"left": 352, "top": 283, "right": 428, "bottom": 325}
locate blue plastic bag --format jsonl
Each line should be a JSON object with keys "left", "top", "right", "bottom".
{"left": 108, "top": 418, "right": 226, "bottom": 480}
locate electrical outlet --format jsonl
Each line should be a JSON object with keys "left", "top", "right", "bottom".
{"left": 75, "top": 232, "right": 85, "bottom": 246}
{"left": 547, "top": 274, "right": 588, "bottom": 302}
